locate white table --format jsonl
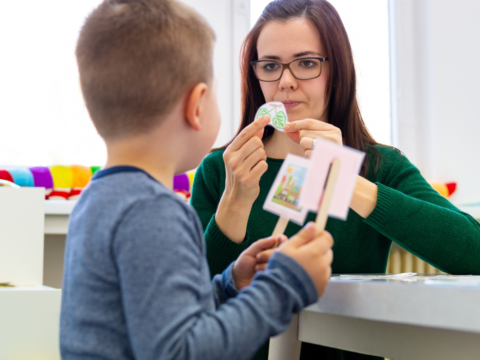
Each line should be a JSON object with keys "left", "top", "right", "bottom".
{"left": 270, "top": 275, "right": 480, "bottom": 360}
{"left": 0, "top": 286, "right": 62, "bottom": 360}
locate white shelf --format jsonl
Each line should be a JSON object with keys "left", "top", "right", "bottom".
{"left": 44, "top": 200, "right": 77, "bottom": 215}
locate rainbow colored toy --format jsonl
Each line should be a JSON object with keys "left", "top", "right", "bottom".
{"left": 0, "top": 165, "right": 101, "bottom": 200}
{"left": 2, "top": 166, "right": 197, "bottom": 201}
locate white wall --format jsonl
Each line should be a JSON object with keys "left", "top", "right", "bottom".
{"left": 390, "top": 0, "right": 480, "bottom": 205}
{"left": 0, "top": 1, "right": 249, "bottom": 167}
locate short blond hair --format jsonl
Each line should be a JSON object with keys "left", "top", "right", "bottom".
{"left": 76, "top": 0, "right": 215, "bottom": 140}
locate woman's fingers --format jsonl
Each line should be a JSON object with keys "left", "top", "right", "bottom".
{"left": 284, "top": 119, "right": 343, "bottom": 146}
{"left": 244, "top": 160, "right": 268, "bottom": 186}
{"left": 236, "top": 136, "right": 265, "bottom": 164}
{"left": 284, "top": 119, "right": 334, "bottom": 132}
{"left": 240, "top": 146, "right": 267, "bottom": 173}
{"left": 300, "top": 137, "right": 315, "bottom": 151}
{"left": 228, "top": 116, "right": 270, "bottom": 153}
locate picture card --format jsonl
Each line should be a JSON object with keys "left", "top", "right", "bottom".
{"left": 263, "top": 154, "right": 310, "bottom": 225}
{"left": 255, "top": 101, "right": 288, "bottom": 132}
{"left": 299, "top": 137, "right": 365, "bottom": 220}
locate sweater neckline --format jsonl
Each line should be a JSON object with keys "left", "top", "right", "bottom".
{"left": 266, "top": 157, "right": 285, "bottom": 164}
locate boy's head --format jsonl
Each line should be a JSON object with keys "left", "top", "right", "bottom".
{"left": 76, "top": 0, "right": 217, "bottom": 145}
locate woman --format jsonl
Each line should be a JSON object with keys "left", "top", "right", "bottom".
{"left": 191, "top": 1, "right": 480, "bottom": 359}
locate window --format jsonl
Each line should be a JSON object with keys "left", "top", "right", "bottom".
{"left": 250, "top": 0, "right": 391, "bottom": 145}
{"left": 0, "top": 1, "right": 105, "bottom": 167}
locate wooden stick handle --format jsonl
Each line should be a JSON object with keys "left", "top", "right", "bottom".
{"left": 315, "top": 158, "right": 341, "bottom": 231}
{"left": 272, "top": 216, "right": 289, "bottom": 236}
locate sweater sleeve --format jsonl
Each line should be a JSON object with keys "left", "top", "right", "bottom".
{"left": 364, "top": 148, "right": 480, "bottom": 274}
{"left": 115, "top": 196, "right": 318, "bottom": 360}
{"left": 191, "top": 151, "right": 252, "bottom": 276}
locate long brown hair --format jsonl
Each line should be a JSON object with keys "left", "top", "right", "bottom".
{"left": 218, "top": 0, "right": 382, "bottom": 176}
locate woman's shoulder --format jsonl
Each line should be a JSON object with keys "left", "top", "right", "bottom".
{"left": 371, "top": 144, "right": 402, "bottom": 160}
{"left": 367, "top": 144, "right": 415, "bottom": 181}
{"left": 196, "top": 149, "right": 227, "bottom": 183}
{"left": 201, "top": 149, "right": 226, "bottom": 169}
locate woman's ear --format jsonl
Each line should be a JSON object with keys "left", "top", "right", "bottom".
{"left": 185, "top": 82, "right": 208, "bottom": 131}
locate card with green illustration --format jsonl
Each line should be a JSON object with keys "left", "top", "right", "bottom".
{"left": 255, "top": 101, "right": 288, "bottom": 132}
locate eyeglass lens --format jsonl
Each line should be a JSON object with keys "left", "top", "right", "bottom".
{"left": 254, "top": 58, "right": 322, "bottom": 81}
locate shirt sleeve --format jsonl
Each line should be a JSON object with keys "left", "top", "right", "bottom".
{"left": 212, "top": 262, "right": 239, "bottom": 306}
{"left": 114, "top": 195, "right": 318, "bottom": 360}
{"left": 191, "top": 152, "right": 252, "bottom": 276}
{"left": 364, "top": 149, "right": 480, "bottom": 274}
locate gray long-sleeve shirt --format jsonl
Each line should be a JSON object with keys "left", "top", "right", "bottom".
{"left": 60, "top": 166, "right": 318, "bottom": 360}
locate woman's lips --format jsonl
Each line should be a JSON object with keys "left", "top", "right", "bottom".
{"left": 282, "top": 101, "right": 302, "bottom": 110}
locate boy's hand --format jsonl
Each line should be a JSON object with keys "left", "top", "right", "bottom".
{"left": 232, "top": 235, "right": 287, "bottom": 290}
{"left": 257, "top": 223, "right": 334, "bottom": 296}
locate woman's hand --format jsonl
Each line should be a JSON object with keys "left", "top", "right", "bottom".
{"left": 283, "top": 119, "right": 342, "bottom": 158}
{"left": 232, "top": 235, "right": 287, "bottom": 290}
{"left": 215, "top": 116, "right": 270, "bottom": 243}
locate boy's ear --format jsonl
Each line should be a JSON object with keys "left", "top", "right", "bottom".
{"left": 185, "top": 83, "right": 208, "bottom": 131}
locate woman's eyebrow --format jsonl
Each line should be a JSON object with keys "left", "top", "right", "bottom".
{"left": 293, "top": 51, "right": 323, "bottom": 57}
{"left": 259, "top": 51, "right": 323, "bottom": 60}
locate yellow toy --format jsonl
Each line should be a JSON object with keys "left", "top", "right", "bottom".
{"left": 428, "top": 181, "right": 457, "bottom": 198}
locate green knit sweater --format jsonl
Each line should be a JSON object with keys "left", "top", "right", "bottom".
{"left": 191, "top": 145, "right": 480, "bottom": 360}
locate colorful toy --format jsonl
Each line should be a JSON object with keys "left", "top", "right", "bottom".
{"left": 187, "top": 170, "right": 196, "bottom": 189}
{"left": 428, "top": 181, "right": 457, "bottom": 198}
{"left": 7, "top": 167, "right": 34, "bottom": 187}
{"left": 49, "top": 166, "right": 74, "bottom": 200}
{"left": 1, "top": 165, "right": 99, "bottom": 200}
{"left": 70, "top": 165, "right": 93, "bottom": 200}
{"left": 173, "top": 173, "right": 191, "bottom": 201}
{"left": 29, "top": 167, "right": 54, "bottom": 199}
{"left": 91, "top": 166, "right": 101, "bottom": 176}
{"left": 0, "top": 170, "right": 14, "bottom": 183}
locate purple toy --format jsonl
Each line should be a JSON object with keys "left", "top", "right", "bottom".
{"left": 173, "top": 173, "right": 190, "bottom": 192}
{"left": 30, "top": 167, "right": 54, "bottom": 198}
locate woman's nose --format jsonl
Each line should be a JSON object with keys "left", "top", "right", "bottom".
{"left": 278, "top": 68, "right": 298, "bottom": 91}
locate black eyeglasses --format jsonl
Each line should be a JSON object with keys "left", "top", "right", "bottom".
{"left": 250, "top": 57, "right": 328, "bottom": 82}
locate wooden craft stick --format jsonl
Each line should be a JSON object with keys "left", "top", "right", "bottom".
{"left": 315, "top": 158, "right": 341, "bottom": 231}
{"left": 272, "top": 216, "right": 289, "bottom": 236}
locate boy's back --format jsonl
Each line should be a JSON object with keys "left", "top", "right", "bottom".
{"left": 61, "top": 167, "right": 318, "bottom": 360}
{"left": 61, "top": 166, "right": 205, "bottom": 358}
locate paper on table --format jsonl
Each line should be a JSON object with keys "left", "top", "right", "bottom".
{"left": 255, "top": 101, "right": 288, "bottom": 132}
{"left": 299, "top": 137, "right": 365, "bottom": 220}
{"left": 263, "top": 154, "right": 310, "bottom": 225}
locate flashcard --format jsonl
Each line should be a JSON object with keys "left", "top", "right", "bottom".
{"left": 255, "top": 101, "right": 288, "bottom": 132}
{"left": 299, "top": 137, "right": 365, "bottom": 220}
{"left": 263, "top": 154, "right": 310, "bottom": 225}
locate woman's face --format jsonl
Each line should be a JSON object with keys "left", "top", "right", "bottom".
{"left": 256, "top": 18, "right": 330, "bottom": 123}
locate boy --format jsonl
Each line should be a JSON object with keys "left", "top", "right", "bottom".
{"left": 60, "top": 1, "right": 334, "bottom": 359}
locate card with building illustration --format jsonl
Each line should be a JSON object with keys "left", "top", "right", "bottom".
{"left": 255, "top": 101, "right": 288, "bottom": 132}
{"left": 263, "top": 154, "right": 310, "bottom": 224}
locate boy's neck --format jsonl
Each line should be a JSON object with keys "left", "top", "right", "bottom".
{"left": 105, "top": 133, "right": 176, "bottom": 190}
